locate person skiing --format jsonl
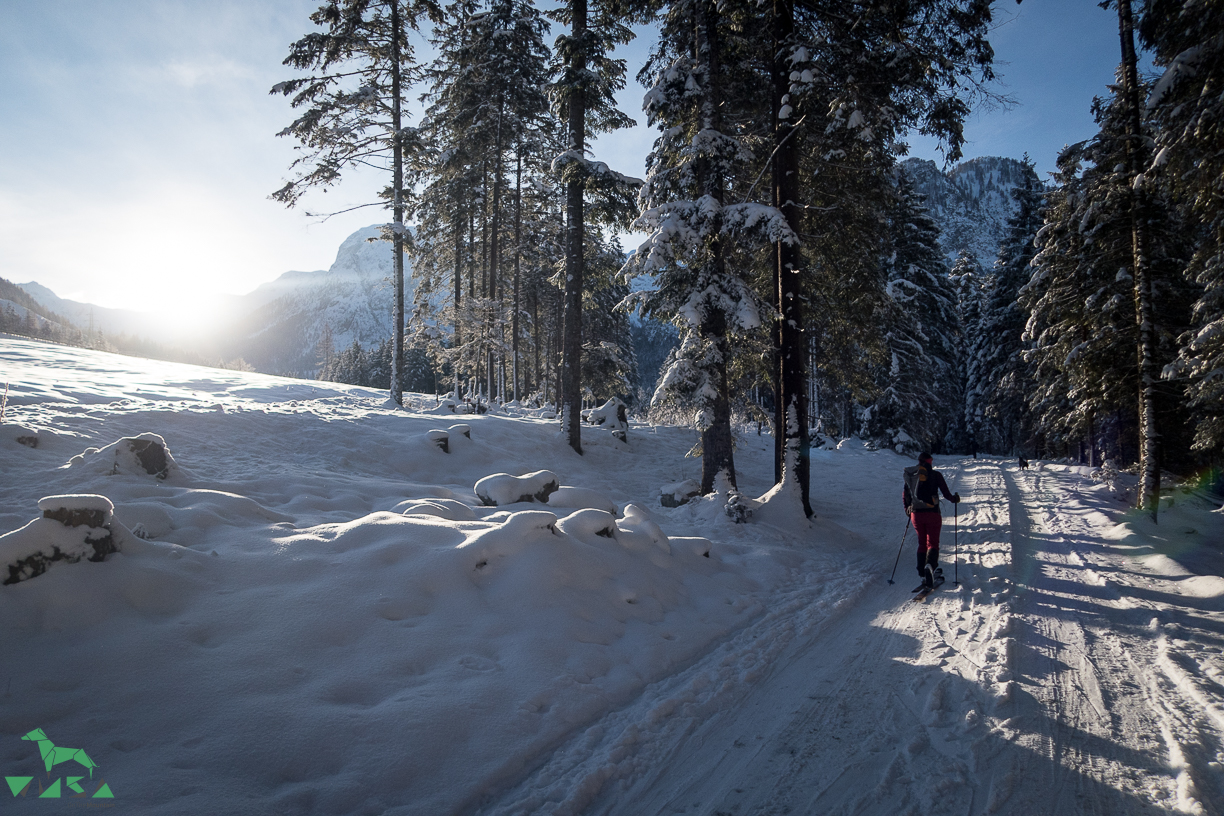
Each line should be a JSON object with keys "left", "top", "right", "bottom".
{"left": 903, "top": 452, "right": 960, "bottom": 587}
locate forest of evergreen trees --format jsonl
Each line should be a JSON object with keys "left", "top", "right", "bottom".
{"left": 271, "top": 0, "right": 1221, "bottom": 513}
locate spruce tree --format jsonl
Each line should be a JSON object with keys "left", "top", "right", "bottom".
{"left": 550, "top": 0, "right": 643, "bottom": 453}
{"left": 1141, "top": 0, "right": 1224, "bottom": 459}
{"left": 271, "top": 0, "right": 439, "bottom": 406}
{"left": 767, "top": 0, "right": 995, "bottom": 509}
{"left": 863, "top": 171, "right": 960, "bottom": 454}
{"left": 1025, "top": 85, "right": 1195, "bottom": 469}
{"left": 971, "top": 157, "right": 1043, "bottom": 455}
{"left": 949, "top": 250, "right": 984, "bottom": 454}
{"left": 626, "top": 0, "right": 795, "bottom": 496}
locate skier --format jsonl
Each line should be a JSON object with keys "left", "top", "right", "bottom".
{"left": 903, "top": 452, "right": 960, "bottom": 588}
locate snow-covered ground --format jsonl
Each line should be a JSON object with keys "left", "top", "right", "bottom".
{"left": 2, "top": 335, "right": 1222, "bottom": 815}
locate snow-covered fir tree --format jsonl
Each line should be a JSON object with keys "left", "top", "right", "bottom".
{"left": 969, "top": 157, "right": 1043, "bottom": 455}
{"left": 862, "top": 171, "right": 960, "bottom": 455}
{"left": 271, "top": 0, "right": 439, "bottom": 406}
{"left": 1023, "top": 86, "right": 1195, "bottom": 466}
{"left": 948, "top": 250, "right": 984, "bottom": 454}
{"left": 625, "top": 0, "right": 794, "bottom": 496}
{"left": 1141, "top": 0, "right": 1224, "bottom": 457}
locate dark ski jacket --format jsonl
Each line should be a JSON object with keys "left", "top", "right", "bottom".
{"left": 903, "top": 464, "right": 956, "bottom": 515}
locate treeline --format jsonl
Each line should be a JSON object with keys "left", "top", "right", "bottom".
{"left": 943, "top": 0, "right": 1223, "bottom": 506}
{"left": 274, "top": 0, "right": 1220, "bottom": 516}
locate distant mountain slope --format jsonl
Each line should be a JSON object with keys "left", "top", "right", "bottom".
{"left": 901, "top": 156, "right": 1033, "bottom": 269}
{"left": 17, "top": 225, "right": 411, "bottom": 377}
{"left": 0, "top": 277, "right": 76, "bottom": 337}
{"left": 213, "top": 225, "right": 408, "bottom": 375}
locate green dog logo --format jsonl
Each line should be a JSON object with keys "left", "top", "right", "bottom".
{"left": 5, "top": 729, "right": 113, "bottom": 799}
{"left": 22, "top": 728, "right": 97, "bottom": 778}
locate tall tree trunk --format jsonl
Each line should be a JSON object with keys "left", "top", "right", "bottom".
{"left": 695, "top": 0, "right": 736, "bottom": 494}
{"left": 1116, "top": 0, "right": 1161, "bottom": 521}
{"left": 389, "top": 0, "right": 405, "bottom": 406}
{"left": 490, "top": 100, "right": 506, "bottom": 403}
{"left": 513, "top": 148, "right": 523, "bottom": 402}
{"left": 771, "top": 0, "right": 811, "bottom": 515}
{"left": 560, "top": 0, "right": 588, "bottom": 453}
{"left": 453, "top": 199, "right": 464, "bottom": 400}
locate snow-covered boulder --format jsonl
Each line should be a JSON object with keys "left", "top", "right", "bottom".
{"left": 615, "top": 504, "right": 670, "bottom": 554}
{"left": 425, "top": 429, "right": 450, "bottom": 453}
{"left": 547, "top": 486, "right": 618, "bottom": 515}
{"left": 556, "top": 508, "right": 619, "bottom": 543}
{"left": 458, "top": 510, "right": 560, "bottom": 570}
{"left": 660, "top": 479, "right": 701, "bottom": 508}
{"left": 474, "top": 471, "right": 559, "bottom": 507}
{"left": 587, "top": 397, "right": 628, "bottom": 442}
{"left": 2, "top": 494, "right": 119, "bottom": 585}
{"left": 67, "top": 433, "right": 177, "bottom": 480}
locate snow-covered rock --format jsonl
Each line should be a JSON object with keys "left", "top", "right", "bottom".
{"left": 475, "top": 470, "right": 560, "bottom": 506}
{"left": 66, "top": 433, "right": 177, "bottom": 480}
{"left": 661, "top": 479, "right": 701, "bottom": 507}
{"left": 2, "top": 494, "right": 118, "bottom": 585}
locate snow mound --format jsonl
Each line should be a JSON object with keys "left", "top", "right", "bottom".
{"left": 65, "top": 433, "right": 179, "bottom": 481}
{"left": 548, "top": 485, "right": 619, "bottom": 515}
{"left": 38, "top": 494, "right": 115, "bottom": 515}
{"left": 398, "top": 498, "right": 477, "bottom": 521}
{"left": 616, "top": 504, "right": 670, "bottom": 553}
{"left": 557, "top": 508, "right": 619, "bottom": 543}
{"left": 475, "top": 470, "right": 559, "bottom": 506}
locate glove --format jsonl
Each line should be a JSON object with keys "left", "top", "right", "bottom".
{"left": 951, "top": 493, "right": 961, "bottom": 504}
{"left": 905, "top": 505, "right": 912, "bottom": 515}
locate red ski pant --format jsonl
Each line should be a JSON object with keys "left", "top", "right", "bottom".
{"left": 911, "top": 511, "right": 942, "bottom": 575}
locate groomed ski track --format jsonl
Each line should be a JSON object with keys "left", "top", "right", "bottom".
{"left": 482, "top": 457, "right": 1224, "bottom": 816}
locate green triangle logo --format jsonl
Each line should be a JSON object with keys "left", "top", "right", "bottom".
{"left": 39, "top": 778, "right": 62, "bottom": 798}
{"left": 5, "top": 776, "right": 33, "bottom": 797}
{"left": 93, "top": 781, "right": 114, "bottom": 799}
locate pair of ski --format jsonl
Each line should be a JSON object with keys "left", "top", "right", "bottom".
{"left": 911, "top": 575, "right": 944, "bottom": 602}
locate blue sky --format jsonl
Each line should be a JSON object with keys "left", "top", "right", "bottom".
{"left": 0, "top": 0, "right": 1132, "bottom": 318}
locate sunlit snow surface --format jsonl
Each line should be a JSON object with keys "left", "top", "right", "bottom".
{"left": 3, "top": 336, "right": 1223, "bottom": 816}
{"left": 0, "top": 336, "right": 860, "bottom": 814}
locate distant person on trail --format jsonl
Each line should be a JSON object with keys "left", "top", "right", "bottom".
{"left": 903, "top": 452, "right": 960, "bottom": 587}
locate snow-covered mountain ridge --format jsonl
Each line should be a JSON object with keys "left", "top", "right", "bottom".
{"left": 902, "top": 155, "right": 1033, "bottom": 269}
{"left": 18, "top": 225, "right": 408, "bottom": 375}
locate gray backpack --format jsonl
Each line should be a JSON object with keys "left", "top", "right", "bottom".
{"left": 903, "top": 465, "right": 938, "bottom": 511}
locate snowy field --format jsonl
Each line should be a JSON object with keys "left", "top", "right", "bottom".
{"left": 2, "top": 335, "right": 1223, "bottom": 815}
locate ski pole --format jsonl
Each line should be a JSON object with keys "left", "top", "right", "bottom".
{"left": 887, "top": 516, "right": 911, "bottom": 585}
{"left": 953, "top": 501, "right": 959, "bottom": 586}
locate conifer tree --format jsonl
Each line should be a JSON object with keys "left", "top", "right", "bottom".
{"left": 949, "top": 250, "right": 984, "bottom": 454}
{"left": 411, "top": 0, "right": 555, "bottom": 404}
{"left": 971, "top": 157, "right": 1043, "bottom": 454}
{"left": 767, "top": 0, "right": 995, "bottom": 510}
{"left": 550, "top": 0, "right": 643, "bottom": 453}
{"left": 863, "top": 171, "right": 960, "bottom": 454}
{"left": 1025, "top": 85, "right": 1195, "bottom": 468}
{"left": 1141, "top": 0, "right": 1224, "bottom": 458}
{"left": 271, "top": 0, "right": 439, "bottom": 406}
{"left": 627, "top": 0, "right": 794, "bottom": 496}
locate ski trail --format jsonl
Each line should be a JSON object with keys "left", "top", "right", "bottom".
{"left": 479, "top": 458, "right": 1222, "bottom": 815}
{"left": 993, "top": 463, "right": 1223, "bottom": 815}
